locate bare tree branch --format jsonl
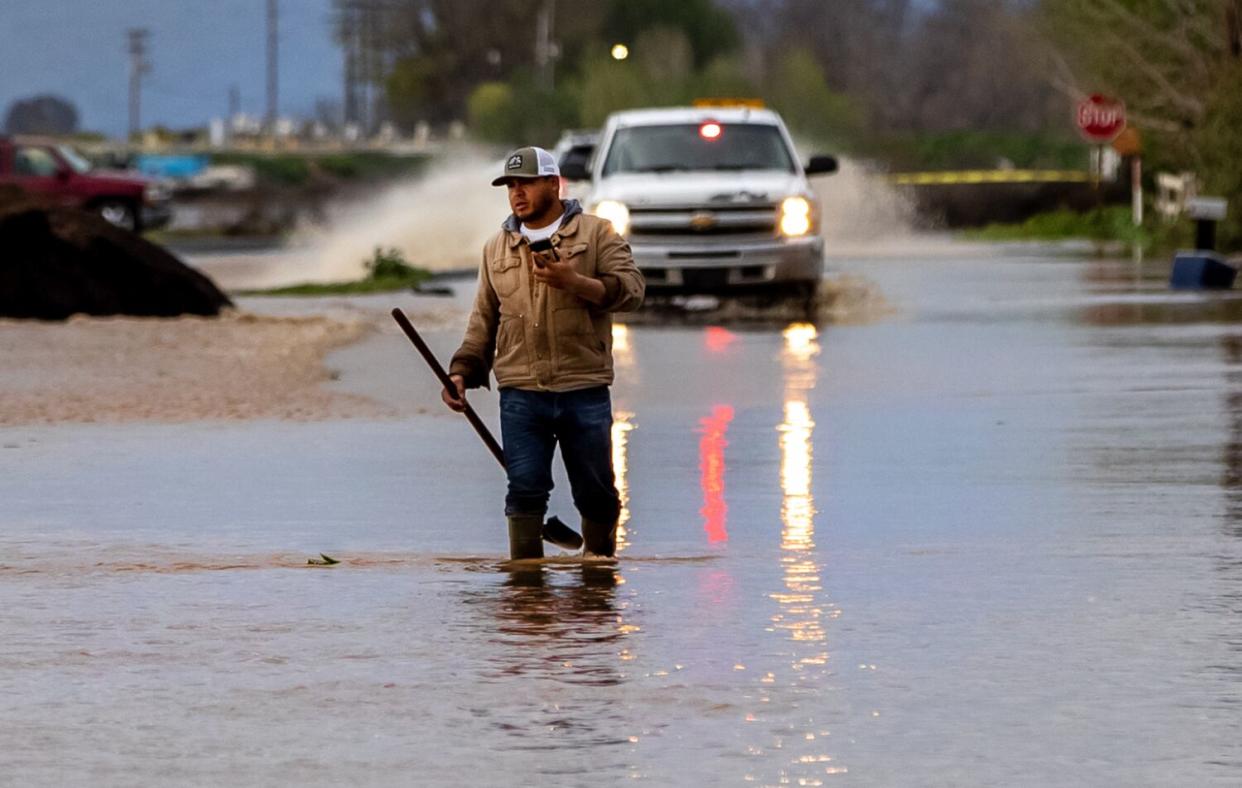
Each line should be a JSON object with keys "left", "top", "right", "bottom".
{"left": 1092, "top": 25, "right": 1206, "bottom": 118}
{"left": 1043, "top": 47, "right": 1086, "bottom": 101}
{"left": 1097, "top": 0, "right": 1214, "bottom": 66}
{"left": 1125, "top": 110, "right": 1188, "bottom": 133}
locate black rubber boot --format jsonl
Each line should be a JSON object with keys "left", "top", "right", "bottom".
{"left": 543, "top": 516, "right": 584, "bottom": 552}
{"left": 507, "top": 514, "right": 545, "bottom": 560}
{"left": 581, "top": 516, "right": 618, "bottom": 558}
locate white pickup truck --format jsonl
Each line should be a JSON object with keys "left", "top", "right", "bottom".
{"left": 561, "top": 104, "right": 837, "bottom": 299}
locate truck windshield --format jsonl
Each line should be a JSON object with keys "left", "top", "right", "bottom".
{"left": 601, "top": 123, "right": 795, "bottom": 176}
{"left": 56, "top": 145, "right": 93, "bottom": 174}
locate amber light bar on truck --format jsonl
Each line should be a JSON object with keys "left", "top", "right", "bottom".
{"left": 692, "top": 98, "right": 766, "bottom": 109}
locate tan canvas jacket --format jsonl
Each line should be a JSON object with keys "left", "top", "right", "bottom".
{"left": 449, "top": 200, "right": 645, "bottom": 392}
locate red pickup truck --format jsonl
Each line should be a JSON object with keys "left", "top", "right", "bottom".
{"left": 0, "top": 136, "right": 171, "bottom": 231}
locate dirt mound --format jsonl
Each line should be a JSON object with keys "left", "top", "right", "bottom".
{"left": 0, "top": 189, "right": 231, "bottom": 320}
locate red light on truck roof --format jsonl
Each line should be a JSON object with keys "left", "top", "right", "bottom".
{"left": 699, "top": 122, "right": 722, "bottom": 140}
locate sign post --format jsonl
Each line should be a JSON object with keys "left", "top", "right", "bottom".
{"left": 1112, "top": 127, "right": 1143, "bottom": 227}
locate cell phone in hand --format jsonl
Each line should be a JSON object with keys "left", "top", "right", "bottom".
{"left": 529, "top": 238, "right": 558, "bottom": 267}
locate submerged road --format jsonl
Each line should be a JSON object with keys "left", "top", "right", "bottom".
{"left": 3, "top": 243, "right": 1242, "bottom": 785}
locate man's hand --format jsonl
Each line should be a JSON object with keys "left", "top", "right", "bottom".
{"left": 530, "top": 252, "right": 577, "bottom": 289}
{"left": 441, "top": 373, "right": 466, "bottom": 412}
{"left": 532, "top": 253, "right": 606, "bottom": 304}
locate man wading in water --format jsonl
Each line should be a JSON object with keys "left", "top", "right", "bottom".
{"left": 443, "top": 146, "right": 645, "bottom": 559}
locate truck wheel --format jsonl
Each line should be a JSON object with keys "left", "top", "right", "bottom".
{"left": 97, "top": 201, "right": 137, "bottom": 232}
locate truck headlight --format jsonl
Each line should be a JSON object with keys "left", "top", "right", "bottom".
{"left": 592, "top": 200, "right": 630, "bottom": 236}
{"left": 779, "top": 196, "right": 812, "bottom": 237}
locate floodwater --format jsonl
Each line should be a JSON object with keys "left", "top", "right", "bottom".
{"left": 4, "top": 243, "right": 1242, "bottom": 786}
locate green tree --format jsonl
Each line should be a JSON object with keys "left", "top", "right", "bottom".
{"left": 633, "top": 28, "right": 694, "bottom": 105}
{"left": 385, "top": 55, "right": 444, "bottom": 130}
{"left": 4, "top": 94, "right": 79, "bottom": 135}
{"left": 1040, "top": 0, "right": 1242, "bottom": 246}
{"left": 693, "top": 56, "right": 760, "bottom": 100}
{"left": 467, "top": 82, "right": 518, "bottom": 143}
{"left": 576, "top": 55, "right": 651, "bottom": 127}
{"left": 1040, "top": 0, "right": 1230, "bottom": 154}
{"left": 1197, "top": 60, "right": 1242, "bottom": 248}
{"left": 766, "top": 49, "right": 862, "bottom": 148}
{"left": 602, "top": 0, "right": 740, "bottom": 67}
{"left": 337, "top": 0, "right": 609, "bottom": 131}
{"left": 467, "top": 75, "right": 578, "bottom": 146}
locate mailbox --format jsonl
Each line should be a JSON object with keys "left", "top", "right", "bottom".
{"left": 1170, "top": 196, "right": 1234, "bottom": 290}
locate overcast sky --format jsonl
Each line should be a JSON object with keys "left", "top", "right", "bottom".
{"left": 0, "top": 0, "right": 341, "bottom": 137}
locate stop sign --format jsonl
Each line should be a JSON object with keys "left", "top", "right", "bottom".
{"left": 1076, "top": 94, "right": 1127, "bottom": 143}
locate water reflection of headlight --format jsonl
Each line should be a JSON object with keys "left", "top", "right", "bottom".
{"left": 783, "top": 323, "right": 818, "bottom": 361}
{"left": 780, "top": 399, "right": 815, "bottom": 551}
{"left": 611, "top": 323, "right": 630, "bottom": 353}
{"left": 612, "top": 411, "right": 635, "bottom": 549}
{"left": 773, "top": 321, "right": 827, "bottom": 656}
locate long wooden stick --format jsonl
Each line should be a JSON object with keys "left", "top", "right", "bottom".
{"left": 390, "top": 308, "right": 586, "bottom": 551}
{"left": 391, "top": 308, "right": 506, "bottom": 468}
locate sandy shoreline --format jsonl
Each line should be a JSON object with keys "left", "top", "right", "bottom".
{"left": 0, "top": 270, "right": 888, "bottom": 427}
{"left": 0, "top": 310, "right": 393, "bottom": 426}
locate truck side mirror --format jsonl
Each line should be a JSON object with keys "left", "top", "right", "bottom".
{"left": 560, "top": 160, "right": 590, "bottom": 181}
{"left": 805, "top": 155, "right": 838, "bottom": 176}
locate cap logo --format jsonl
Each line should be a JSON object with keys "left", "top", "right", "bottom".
{"left": 506, "top": 154, "right": 524, "bottom": 170}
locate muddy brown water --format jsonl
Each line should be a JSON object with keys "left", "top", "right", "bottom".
{"left": 3, "top": 244, "right": 1242, "bottom": 785}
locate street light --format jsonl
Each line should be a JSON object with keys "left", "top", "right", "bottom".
{"left": 611, "top": 43, "right": 629, "bottom": 61}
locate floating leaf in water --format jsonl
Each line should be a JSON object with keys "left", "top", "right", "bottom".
{"left": 308, "top": 553, "right": 340, "bottom": 566}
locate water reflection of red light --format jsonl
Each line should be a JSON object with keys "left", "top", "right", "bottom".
{"left": 704, "top": 326, "right": 737, "bottom": 353}
{"left": 699, "top": 404, "right": 734, "bottom": 543}
{"left": 698, "top": 568, "right": 735, "bottom": 609}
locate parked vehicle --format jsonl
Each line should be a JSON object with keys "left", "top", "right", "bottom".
{"left": 0, "top": 136, "right": 172, "bottom": 232}
{"left": 562, "top": 103, "right": 837, "bottom": 298}
{"left": 552, "top": 128, "right": 598, "bottom": 202}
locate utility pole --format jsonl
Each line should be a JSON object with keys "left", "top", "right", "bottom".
{"left": 126, "top": 28, "right": 151, "bottom": 141}
{"left": 534, "top": 0, "right": 555, "bottom": 90}
{"left": 227, "top": 84, "right": 240, "bottom": 145}
{"left": 342, "top": 3, "right": 358, "bottom": 129}
{"left": 363, "top": 0, "right": 383, "bottom": 133}
{"left": 266, "top": 0, "right": 279, "bottom": 131}
{"left": 338, "top": 0, "right": 384, "bottom": 135}
{"left": 337, "top": 0, "right": 362, "bottom": 132}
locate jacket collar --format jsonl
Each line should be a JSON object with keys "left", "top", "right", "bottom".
{"left": 504, "top": 199, "right": 584, "bottom": 248}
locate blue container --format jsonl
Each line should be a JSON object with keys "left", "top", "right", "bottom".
{"left": 1170, "top": 252, "right": 1237, "bottom": 290}
{"left": 133, "top": 154, "right": 209, "bottom": 180}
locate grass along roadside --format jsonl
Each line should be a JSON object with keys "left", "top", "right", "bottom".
{"left": 240, "top": 247, "right": 432, "bottom": 296}
{"left": 961, "top": 206, "right": 1194, "bottom": 253}
{"left": 209, "top": 150, "right": 431, "bottom": 187}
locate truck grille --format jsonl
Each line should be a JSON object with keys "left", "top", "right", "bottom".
{"left": 629, "top": 204, "right": 777, "bottom": 243}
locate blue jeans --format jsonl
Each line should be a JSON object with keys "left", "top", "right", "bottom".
{"left": 499, "top": 385, "right": 621, "bottom": 524}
